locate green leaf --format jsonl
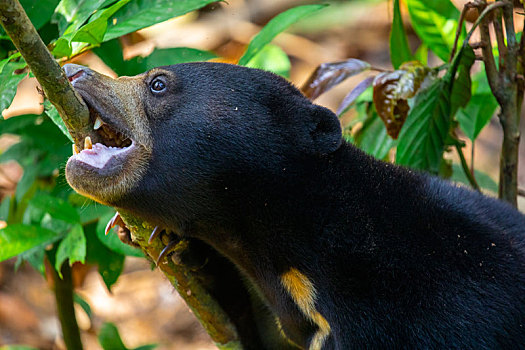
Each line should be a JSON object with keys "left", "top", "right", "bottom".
{"left": 450, "top": 46, "right": 474, "bottom": 116}
{"left": 74, "top": 293, "right": 93, "bottom": 320}
{"left": 0, "top": 62, "right": 26, "bottom": 115}
{"left": 96, "top": 211, "right": 143, "bottom": 257}
{"left": 354, "top": 108, "right": 397, "bottom": 160}
{"left": 140, "top": 47, "right": 217, "bottom": 68}
{"left": 55, "top": 224, "right": 86, "bottom": 276}
{"left": 84, "top": 223, "right": 125, "bottom": 291}
{"left": 29, "top": 193, "right": 80, "bottom": 224}
{"left": 44, "top": 102, "right": 74, "bottom": 142}
{"left": 457, "top": 94, "right": 498, "bottom": 142}
{"left": 54, "top": 0, "right": 95, "bottom": 35}
{"left": 396, "top": 78, "right": 451, "bottom": 173}
{"left": 337, "top": 76, "right": 375, "bottom": 116}
{"left": 40, "top": 213, "right": 72, "bottom": 234}
{"left": 38, "top": 21, "right": 60, "bottom": 46}
{"left": 56, "top": 0, "right": 112, "bottom": 36}
{"left": 133, "top": 345, "right": 157, "bottom": 350}
{"left": 53, "top": 0, "right": 129, "bottom": 56}
{"left": 238, "top": 4, "right": 327, "bottom": 66}
{"left": 245, "top": 44, "right": 291, "bottom": 78}
{"left": 15, "top": 165, "right": 38, "bottom": 203}
{"left": 98, "top": 322, "right": 129, "bottom": 350}
{"left": 0, "top": 346, "right": 39, "bottom": 350}
{"left": 451, "top": 164, "right": 498, "bottom": 193}
{"left": 38, "top": 145, "right": 71, "bottom": 176}
{"left": 51, "top": 37, "right": 73, "bottom": 57}
{"left": 405, "top": 0, "right": 465, "bottom": 62}
{"left": 0, "top": 196, "right": 10, "bottom": 221}
{"left": 456, "top": 69, "right": 498, "bottom": 141}
{"left": 94, "top": 40, "right": 217, "bottom": 76}
{"left": 19, "top": 118, "right": 69, "bottom": 153}
{"left": 78, "top": 203, "right": 114, "bottom": 225}
{"left": 0, "top": 224, "right": 60, "bottom": 262}
{"left": 16, "top": 247, "right": 46, "bottom": 276}
{"left": 98, "top": 251, "right": 125, "bottom": 291}
{"left": 20, "top": 0, "right": 60, "bottom": 30}
{"left": 98, "top": 322, "right": 156, "bottom": 350}
{"left": 0, "top": 141, "right": 36, "bottom": 166}
{"left": 0, "top": 52, "right": 21, "bottom": 74}
{"left": 0, "top": 114, "right": 39, "bottom": 135}
{"left": 103, "top": 0, "right": 221, "bottom": 42}
{"left": 414, "top": 44, "right": 428, "bottom": 66}
{"left": 390, "top": 0, "right": 413, "bottom": 69}
{"left": 71, "top": 0, "right": 132, "bottom": 45}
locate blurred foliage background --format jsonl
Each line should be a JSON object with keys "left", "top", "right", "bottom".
{"left": 0, "top": 0, "right": 523, "bottom": 349}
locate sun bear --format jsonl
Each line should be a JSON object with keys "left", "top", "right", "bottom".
{"left": 63, "top": 62, "right": 525, "bottom": 349}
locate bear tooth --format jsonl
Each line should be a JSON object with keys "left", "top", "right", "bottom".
{"left": 72, "top": 144, "right": 80, "bottom": 155}
{"left": 94, "top": 117, "right": 104, "bottom": 130}
{"left": 84, "top": 136, "right": 92, "bottom": 150}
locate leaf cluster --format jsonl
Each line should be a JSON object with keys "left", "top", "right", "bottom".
{"left": 301, "top": 0, "right": 500, "bottom": 192}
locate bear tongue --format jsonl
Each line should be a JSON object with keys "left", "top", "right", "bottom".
{"left": 75, "top": 143, "right": 127, "bottom": 169}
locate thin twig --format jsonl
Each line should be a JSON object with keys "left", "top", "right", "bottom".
{"left": 477, "top": 2, "right": 508, "bottom": 95}
{"left": 450, "top": 4, "right": 470, "bottom": 62}
{"left": 455, "top": 143, "right": 481, "bottom": 191}
{"left": 465, "top": 2, "right": 510, "bottom": 44}
{"left": 517, "top": 15, "right": 525, "bottom": 112}
{"left": 370, "top": 66, "right": 389, "bottom": 72}
{"left": 493, "top": 10, "right": 507, "bottom": 67}
{"left": 470, "top": 142, "right": 475, "bottom": 174}
{"left": 448, "top": 2, "right": 510, "bottom": 192}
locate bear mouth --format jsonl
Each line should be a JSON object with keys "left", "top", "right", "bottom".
{"left": 69, "top": 96, "right": 134, "bottom": 170}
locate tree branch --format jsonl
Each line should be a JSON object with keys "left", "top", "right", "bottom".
{"left": 51, "top": 262, "right": 83, "bottom": 350}
{"left": 474, "top": 0, "right": 520, "bottom": 206}
{"left": 478, "top": 2, "right": 502, "bottom": 95}
{"left": 493, "top": 11, "right": 507, "bottom": 67}
{"left": 119, "top": 213, "right": 241, "bottom": 348}
{"left": 449, "top": 4, "right": 469, "bottom": 62}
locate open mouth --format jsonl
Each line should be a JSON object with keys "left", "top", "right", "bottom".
{"left": 71, "top": 99, "right": 134, "bottom": 170}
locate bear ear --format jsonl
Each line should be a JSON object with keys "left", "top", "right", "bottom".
{"left": 307, "top": 105, "right": 343, "bottom": 155}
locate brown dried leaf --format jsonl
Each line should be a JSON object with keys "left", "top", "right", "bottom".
{"left": 301, "top": 58, "right": 371, "bottom": 100}
{"left": 372, "top": 61, "right": 430, "bottom": 139}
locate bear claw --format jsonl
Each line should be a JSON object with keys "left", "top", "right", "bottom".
{"left": 105, "top": 212, "right": 125, "bottom": 235}
{"left": 156, "top": 239, "right": 179, "bottom": 265}
{"left": 148, "top": 226, "right": 161, "bottom": 244}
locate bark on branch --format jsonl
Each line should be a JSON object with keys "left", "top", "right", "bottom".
{"left": 476, "top": 0, "right": 521, "bottom": 206}
{"left": 118, "top": 212, "right": 241, "bottom": 348}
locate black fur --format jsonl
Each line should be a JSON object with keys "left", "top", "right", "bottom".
{"left": 90, "top": 63, "right": 525, "bottom": 348}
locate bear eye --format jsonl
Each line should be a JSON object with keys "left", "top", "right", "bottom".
{"left": 150, "top": 78, "right": 166, "bottom": 93}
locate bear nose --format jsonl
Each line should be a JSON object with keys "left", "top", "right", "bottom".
{"left": 63, "top": 63, "right": 92, "bottom": 83}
